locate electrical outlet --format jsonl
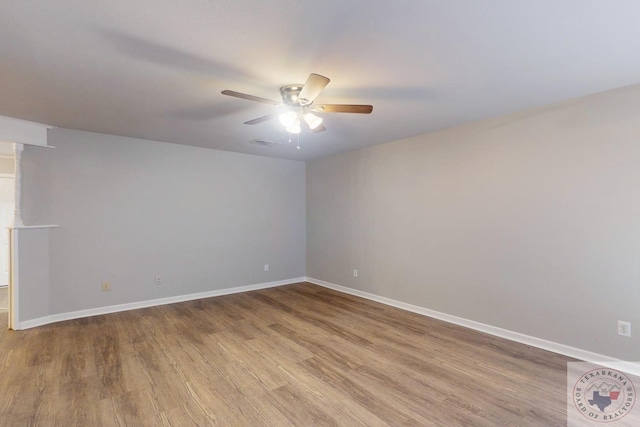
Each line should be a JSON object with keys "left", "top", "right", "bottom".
{"left": 264, "top": 264, "right": 269, "bottom": 272}
{"left": 618, "top": 320, "right": 631, "bottom": 337}
{"left": 101, "top": 282, "right": 111, "bottom": 292}
{"left": 353, "top": 269, "right": 358, "bottom": 278}
{"left": 155, "top": 276, "right": 162, "bottom": 285}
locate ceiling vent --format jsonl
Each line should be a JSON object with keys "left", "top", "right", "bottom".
{"left": 249, "top": 139, "right": 280, "bottom": 147}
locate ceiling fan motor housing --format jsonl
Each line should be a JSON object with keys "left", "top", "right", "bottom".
{"left": 280, "top": 84, "right": 307, "bottom": 106}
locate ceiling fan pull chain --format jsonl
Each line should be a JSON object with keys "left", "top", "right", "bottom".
{"left": 296, "top": 133, "right": 301, "bottom": 150}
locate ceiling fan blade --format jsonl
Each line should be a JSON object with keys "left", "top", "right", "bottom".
{"left": 312, "top": 124, "right": 327, "bottom": 133}
{"left": 244, "top": 114, "right": 277, "bottom": 125}
{"left": 314, "top": 104, "right": 373, "bottom": 114}
{"left": 298, "top": 73, "right": 330, "bottom": 105}
{"left": 221, "top": 90, "right": 281, "bottom": 106}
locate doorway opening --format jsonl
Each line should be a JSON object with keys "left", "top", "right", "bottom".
{"left": 0, "top": 143, "right": 15, "bottom": 317}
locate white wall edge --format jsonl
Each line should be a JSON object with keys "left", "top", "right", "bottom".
{"left": 0, "top": 114, "right": 53, "bottom": 147}
{"left": 306, "top": 277, "right": 640, "bottom": 377}
{"left": 18, "top": 276, "right": 306, "bottom": 330}
{"left": 9, "top": 229, "right": 20, "bottom": 330}
{"left": 12, "top": 225, "right": 59, "bottom": 230}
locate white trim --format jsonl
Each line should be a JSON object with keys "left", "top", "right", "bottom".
{"left": 12, "top": 225, "right": 59, "bottom": 230}
{"left": 9, "top": 229, "right": 19, "bottom": 329}
{"left": 25, "top": 144, "right": 55, "bottom": 149}
{"left": 0, "top": 115, "right": 53, "bottom": 147}
{"left": 17, "top": 277, "right": 306, "bottom": 330}
{"left": 305, "top": 277, "right": 640, "bottom": 377}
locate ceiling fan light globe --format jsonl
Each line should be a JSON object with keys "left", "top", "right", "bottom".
{"left": 279, "top": 111, "right": 298, "bottom": 127}
{"left": 285, "top": 116, "right": 301, "bottom": 134}
{"left": 303, "top": 113, "right": 323, "bottom": 130}
{"left": 286, "top": 123, "right": 301, "bottom": 134}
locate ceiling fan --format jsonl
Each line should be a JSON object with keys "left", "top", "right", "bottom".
{"left": 221, "top": 73, "right": 373, "bottom": 134}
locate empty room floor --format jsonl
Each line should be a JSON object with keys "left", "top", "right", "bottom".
{"left": 0, "top": 282, "right": 575, "bottom": 426}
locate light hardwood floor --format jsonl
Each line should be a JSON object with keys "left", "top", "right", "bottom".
{"left": 0, "top": 282, "right": 577, "bottom": 426}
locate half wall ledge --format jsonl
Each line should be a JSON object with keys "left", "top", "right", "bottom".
{"left": 12, "top": 225, "right": 59, "bottom": 229}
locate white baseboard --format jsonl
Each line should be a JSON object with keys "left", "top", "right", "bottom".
{"left": 306, "top": 277, "right": 640, "bottom": 377}
{"left": 18, "top": 277, "right": 306, "bottom": 330}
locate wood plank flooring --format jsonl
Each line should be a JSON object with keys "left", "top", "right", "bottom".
{"left": 0, "top": 282, "right": 578, "bottom": 425}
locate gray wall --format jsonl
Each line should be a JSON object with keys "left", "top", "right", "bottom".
{"left": 16, "top": 228, "right": 51, "bottom": 321}
{"left": 21, "top": 128, "right": 306, "bottom": 316}
{"left": 307, "top": 84, "right": 640, "bottom": 361}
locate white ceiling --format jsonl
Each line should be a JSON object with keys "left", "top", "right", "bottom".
{"left": 2, "top": 1, "right": 640, "bottom": 161}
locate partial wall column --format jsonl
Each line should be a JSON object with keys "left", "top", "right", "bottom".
{"left": 13, "top": 143, "right": 23, "bottom": 227}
